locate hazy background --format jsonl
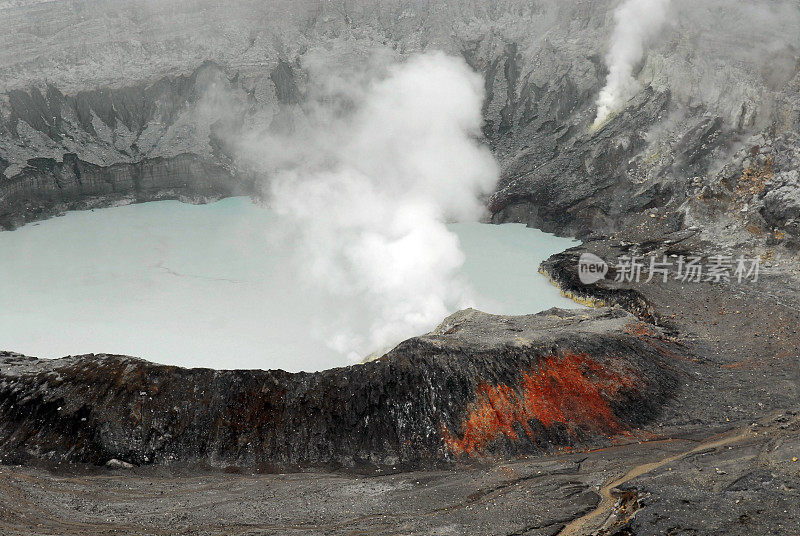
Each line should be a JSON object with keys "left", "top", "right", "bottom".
{"left": 1, "top": 0, "right": 799, "bottom": 366}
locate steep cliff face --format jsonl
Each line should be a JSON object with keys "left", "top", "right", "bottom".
{"left": 1, "top": 0, "right": 798, "bottom": 242}
{"left": 0, "top": 62, "right": 246, "bottom": 171}
{"left": 0, "top": 153, "right": 249, "bottom": 230}
{"left": 0, "top": 60, "right": 258, "bottom": 229}
{"left": 0, "top": 308, "right": 681, "bottom": 469}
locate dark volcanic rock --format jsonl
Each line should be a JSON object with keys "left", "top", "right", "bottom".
{"left": 0, "top": 308, "right": 682, "bottom": 470}
{"left": 537, "top": 236, "right": 800, "bottom": 536}
{"left": 760, "top": 169, "right": 800, "bottom": 236}
{"left": 0, "top": 153, "right": 252, "bottom": 230}
{"left": 270, "top": 59, "right": 301, "bottom": 105}
{"left": 4, "top": 62, "right": 229, "bottom": 141}
{"left": 0, "top": 61, "right": 255, "bottom": 230}
{"left": 489, "top": 89, "right": 678, "bottom": 238}
{"left": 540, "top": 244, "right": 662, "bottom": 325}
{"left": 1, "top": 1, "right": 798, "bottom": 247}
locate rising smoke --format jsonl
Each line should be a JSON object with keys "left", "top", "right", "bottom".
{"left": 594, "top": 0, "right": 673, "bottom": 127}
{"left": 252, "top": 52, "right": 499, "bottom": 362}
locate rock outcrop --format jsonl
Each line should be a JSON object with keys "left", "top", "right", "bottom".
{"left": 0, "top": 60, "right": 256, "bottom": 229}
{"left": 1, "top": 1, "right": 798, "bottom": 241}
{"left": 0, "top": 152, "right": 250, "bottom": 230}
{"left": 0, "top": 308, "right": 682, "bottom": 470}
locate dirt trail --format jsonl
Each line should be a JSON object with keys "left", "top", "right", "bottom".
{"left": 558, "top": 412, "right": 789, "bottom": 536}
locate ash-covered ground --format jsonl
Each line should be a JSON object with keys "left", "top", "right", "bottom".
{"left": 1, "top": 0, "right": 800, "bottom": 534}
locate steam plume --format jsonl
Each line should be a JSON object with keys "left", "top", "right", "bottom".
{"left": 265, "top": 52, "right": 499, "bottom": 361}
{"left": 594, "top": 0, "right": 673, "bottom": 127}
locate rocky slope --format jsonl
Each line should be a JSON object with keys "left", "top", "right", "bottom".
{"left": 1, "top": 0, "right": 799, "bottom": 245}
{"left": 2, "top": 410, "right": 798, "bottom": 536}
{"left": 0, "top": 59, "right": 256, "bottom": 228}
{"left": 0, "top": 308, "right": 682, "bottom": 469}
{"left": 1, "top": 1, "right": 799, "bottom": 533}
{"left": 0, "top": 152, "right": 248, "bottom": 230}
{"left": 3, "top": 255, "right": 800, "bottom": 534}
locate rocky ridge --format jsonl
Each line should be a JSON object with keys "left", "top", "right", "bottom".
{"left": 0, "top": 308, "right": 682, "bottom": 470}
{"left": 1, "top": 0, "right": 798, "bottom": 245}
{"left": 1, "top": 1, "right": 800, "bottom": 533}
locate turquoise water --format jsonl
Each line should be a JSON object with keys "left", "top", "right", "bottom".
{"left": 0, "top": 198, "right": 579, "bottom": 371}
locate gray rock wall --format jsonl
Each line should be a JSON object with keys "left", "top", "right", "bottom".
{"left": 0, "top": 309, "right": 680, "bottom": 469}
{"left": 0, "top": 0, "right": 798, "bottom": 243}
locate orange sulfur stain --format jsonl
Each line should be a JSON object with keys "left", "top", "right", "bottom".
{"left": 441, "top": 353, "right": 639, "bottom": 457}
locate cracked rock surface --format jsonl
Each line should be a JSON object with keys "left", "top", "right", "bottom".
{"left": 0, "top": 308, "right": 681, "bottom": 470}
{"left": 1, "top": 1, "right": 800, "bottom": 534}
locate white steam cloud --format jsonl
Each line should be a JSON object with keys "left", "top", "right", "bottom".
{"left": 263, "top": 52, "right": 499, "bottom": 361}
{"left": 594, "top": 0, "right": 673, "bottom": 127}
